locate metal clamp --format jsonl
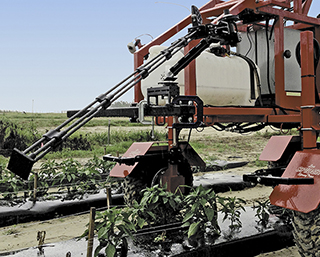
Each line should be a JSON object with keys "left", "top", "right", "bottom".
{"left": 137, "top": 100, "right": 152, "bottom": 125}
{"left": 172, "top": 95, "right": 203, "bottom": 129}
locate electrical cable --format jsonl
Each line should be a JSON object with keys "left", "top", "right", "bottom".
{"left": 245, "top": 26, "right": 253, "bottom": 57}
{"left": 187, "top": 128, "right": 192, "bottom": 143}
{"left": 230, "top": 51, "right": 263, "bottom": 105}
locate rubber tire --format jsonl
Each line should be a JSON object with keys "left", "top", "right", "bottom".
{"left": 292, "top": 205, "right": 320, "bottom": 257}
{"left": 123, "top": 161, "right": 193, "bottom": 206}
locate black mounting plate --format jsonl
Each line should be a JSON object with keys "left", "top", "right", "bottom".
{"left": 7, "top": 148, "right": 35, "bottom": 180}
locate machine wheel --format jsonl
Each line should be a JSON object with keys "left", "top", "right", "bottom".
{"left": 123, "top": 161, "right": 193, "bottom": 206}
{"left": 292, "top": 205, "right": 320, "bottom": 257}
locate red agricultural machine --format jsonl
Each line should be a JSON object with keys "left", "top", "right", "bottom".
{"left": 7, "top": 0, "right": 320, "bottom": 255}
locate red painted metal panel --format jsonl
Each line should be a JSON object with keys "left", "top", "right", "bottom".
{"left": 109, "top": 142, "right": 154, "bottom": 178}
{"left": 270, "top": 150, "right": 320, "bottom": 213}
{"left": 259, "top": 136, "right": 293, "bottom": 161}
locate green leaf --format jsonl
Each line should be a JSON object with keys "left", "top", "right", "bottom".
{"left": 152, "top": 195, "right": 159, "bottom": 203}
{"left": 169, "top": 199, "right": 176, "bottom": 209}
{"left": 94, "top": 244, "right": 104, "bottom": 257}
{"left": 147, "top": 211, "right": 156, "bottom": 220}
{"left": 181, "top": 221, "right": 190, "bottom": 228}
{"left": 137, "top": 217, "right": 145, "bottom": 229}
{"left": 105, "top": 243, "right": 116, "bottom": 257}
{"left": 200, "top": 198, "right": 207, "bottom": 207}
{"left": 97, "top": 226, "right": 108, "bottom": 239}
{"left": 204, "top": 207, "right": 215, "bottom": 222}
{"left": 188, "top": 222, "right": 200, "bottom": 238}
{"left": 182, "top": 212, "right": 193, "bottom": 223}
{"left": 191, "top": 202, "right": 199, "bottom": 212}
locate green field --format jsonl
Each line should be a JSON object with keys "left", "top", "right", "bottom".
{"left": 0, "top": 111, "right": 293, "bottom": 167}
{"left": 0, "top": 111, "right": 165, "bottom": 160}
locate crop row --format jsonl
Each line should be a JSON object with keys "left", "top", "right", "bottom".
{"left": 0, "top": 157, "right": 116, "bottom": 203}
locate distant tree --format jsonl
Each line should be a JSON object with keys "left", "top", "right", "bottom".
{"left": 111, "top": 101, "right": 132, "bottom": 108}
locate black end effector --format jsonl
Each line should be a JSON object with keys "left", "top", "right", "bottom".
{"left": 7, "top": 148, "right": 35, "bottom": 180}
{"left": 191, "top": 5, "right": 203, "bottom": 27}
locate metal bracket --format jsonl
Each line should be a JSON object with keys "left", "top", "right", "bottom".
{"left": 103, "top": 152, "right": 169, "bottom": 166}
{"left": 243, "top": 166, "right": 314, "bottom": 187}
{"left": 137, "top": 100, "right": 152, "bottom": 125}
{"left": 172, "top": 95, "right": 203, "bottom": 129}
{"left": 243, "top": 173, "right": 314, "bottom": 186}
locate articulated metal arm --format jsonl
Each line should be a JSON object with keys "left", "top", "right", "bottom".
{"left": 7, "top": 7, "right": 242, "bottom": 180}
{"left": 7, "top": 25, "right": 200, "bottom": 180}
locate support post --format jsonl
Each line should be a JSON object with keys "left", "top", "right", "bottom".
{"left": 134, "top": 53, "right": 144, "bottom": 103}
{"left": 108, "top": 119, "right": 111, "bottom": 145}
{"left": 87, "top": 207, "right": 96, "bottom": 257}
{"left": 106, "top": 187, "right": 112, "bottom": 210}
{"left": 33, "top": 172, "right": 38, "bottom": 203}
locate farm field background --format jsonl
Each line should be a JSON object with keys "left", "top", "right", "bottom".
{"left": 0, "top": 111, "right": 299, "bottom": 256}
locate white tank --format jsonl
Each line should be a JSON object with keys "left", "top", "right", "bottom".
{"left": 141, "top": 45, "right": 259, "bottom": 106}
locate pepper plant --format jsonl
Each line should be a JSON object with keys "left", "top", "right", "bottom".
{"left": 85, "top": 207, "right": 143, "bottom": 257}
{"left": 135, "top": 184, "right": 183, "bottom": 226}
{"left": 252, "top": 199, "right": 270, "bottom": 227}
{"left": 219, "top": 195, "right": 246, "bottom": 230}
{"left": 182, "top": 185, "right": 220, "bottom": 239}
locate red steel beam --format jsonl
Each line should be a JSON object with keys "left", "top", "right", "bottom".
{"left": 302, "top": 0, "right": 313, "bottom": 15}
{"left": 300, "top": 31, "right": 317, "bottom": 149}
{"left": 293, "top": 0, "right": 302, "bottom": 15}
{"left": 184, "top": 40, "right": 200, "bottom": 96}
{"left": 274, "top": 16, "right": 286, "bottom": 107}
{"left": 258, "top": 6, "right": 320, "bottom": 25}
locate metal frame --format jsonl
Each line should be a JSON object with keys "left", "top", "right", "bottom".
{"left": 134, "top": 0, "right": 320, "bottom": 130}
{"left": 130, "top": 0, "right": 320, "bottom": 191}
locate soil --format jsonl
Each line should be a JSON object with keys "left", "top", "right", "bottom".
{"left": 0, "top": 126, "right": 300, "bottom": 256}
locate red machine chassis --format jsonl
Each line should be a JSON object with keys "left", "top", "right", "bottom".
{"left": 133, "top": 0, "right": 320, "bottom": 213}
{"left": 134, "top": 0, "right": 320, "bottom": 129}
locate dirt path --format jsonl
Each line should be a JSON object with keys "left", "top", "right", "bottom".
{"left": 0, "top": 214, "right": 88, "bottom": 253}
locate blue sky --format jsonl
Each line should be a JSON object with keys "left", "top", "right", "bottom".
{"left": 1, "top": 1, "right": 319, "bottom": 112}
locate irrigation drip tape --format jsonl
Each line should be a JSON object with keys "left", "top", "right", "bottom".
{"left": 0, "top": 192, "right": 124, "bottom": 227}
{"left": 0, "top": 173, "right": 252, "bottom": 228}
